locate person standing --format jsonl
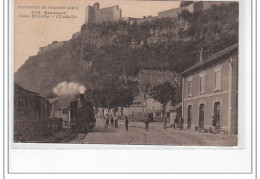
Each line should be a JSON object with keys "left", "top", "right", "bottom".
{"left": 179, "top": 117, "right": 184, "bottom": 130}
{"left": 110, "top": 114, "right": 114, "bottom": 127}
{"left": 144, "top": 115, "right": 149, "bottom": 131}
{"left": 173, "top": 116, "right": 179, "bottom": 129}
{"left": 125, "top": 116, "right": 129, "bottom": 130}
{"left": 104, "top": 114, "right": 109, "bottom": 128}
{"left": 115, "top": 115, "right": 119, "bottom": 128}
{"left": 211, "top": 116, "right": 217, "bottom": 134}
{"left": 163, "top": 117, "right": 167, "bottom": 129}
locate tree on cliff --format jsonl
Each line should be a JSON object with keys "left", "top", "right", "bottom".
{"left": 149, "top": 82, "right": 176, "bottom": 118}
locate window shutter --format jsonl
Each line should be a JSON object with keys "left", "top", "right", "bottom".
{"left": 215, "top": 71, "right": 221, "bottom": 90}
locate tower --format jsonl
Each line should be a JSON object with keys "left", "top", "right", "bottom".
{"left": 93, "top": 2, "right": 100, "bottom": 10}
{"left": 85, "top": 5, "right": 95, "bottom": 24}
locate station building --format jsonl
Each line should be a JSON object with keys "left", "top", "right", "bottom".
{"left": 181, "top": 44, "right": 238, "bottom": 134}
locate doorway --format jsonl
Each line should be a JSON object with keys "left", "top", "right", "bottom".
{"left": 214, "top": 102, "right": 221, "bottom": 127}
{"left": 148, "top": 112, "right": 153, "bottom": 122}
{"left": 199, "top": 104, "right": 204, "bottom": 128}
{"left": 187, "top": 105, "right": 192, "bottom": 129}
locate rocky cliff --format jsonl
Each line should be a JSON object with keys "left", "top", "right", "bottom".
{"left": 14, "top": 2, "right": 238, "bottom": 98}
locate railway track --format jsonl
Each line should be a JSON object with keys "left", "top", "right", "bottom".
{"left": 127, "top": 126, "right": 184, "bottom": 145}
{"left": 59, "top": 134, "right": 78, "bottom": 143}
{"left": 60, "top": 133, "right": 88, "bottom": 143}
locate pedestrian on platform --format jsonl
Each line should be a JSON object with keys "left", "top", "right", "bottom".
{"left": 110, "top": 114, "right": 114, "bottom": 127}
{"left": 125, "top": 116, "right": 129, "bottom": 130}
{"left": 180, "top": 117, "right": 184, "bottom": 130}
{"left": 173, "top": 116, "right": 179, "bottom": 129}
{"left": 211, "top": 116, "right": 217, "bottom": 134}
{"left": 104, "top": 114, "right": 109, "bottom": 128}
{"left": 163, "top": 117, "right": 167, "bottom": 129}
{"left": 144, "top": 115, "right": 149, "bottom": 131}
{"left": 115, "top": 115, "right": 119, "bottom": 128}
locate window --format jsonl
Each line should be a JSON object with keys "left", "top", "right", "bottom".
{"left": 214, "top": 68, "right": 222, "bottom": 91}
{"left": 200, "top": 75, "right": 205, "bottom": 94}
{"left": 187, "top": 105, "right": 192, "bottom": 129}
{"left": 188, "top": 81, "right": 192, "bottom": 96}
{"left": 199, "top": 104, "right": 204, "bottom": 128}
{"left": 187, "top": 76, "right": 193, "bottom": 97}
{"left": 214, "top": 102, "right": 221, "bottom": 127}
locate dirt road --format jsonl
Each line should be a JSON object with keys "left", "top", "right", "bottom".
{"left": 67, "top": 119, "right": 237, "bottom": 146}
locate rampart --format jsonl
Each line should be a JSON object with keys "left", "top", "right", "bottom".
{"left": 38, "top": 41, "right": 66, "bottom": 55}
{"left": 158, "top": 1, "right": 233, "bottom": 19}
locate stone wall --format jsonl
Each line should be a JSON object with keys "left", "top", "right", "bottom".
{"left": 38, "top": 41, "right": 65, "bottom": 55}
{"left": 158, "top": 2, "right": 195, "bottom": 19}
{"left": 85, "top": 3, "right": 122, "bottom": 24}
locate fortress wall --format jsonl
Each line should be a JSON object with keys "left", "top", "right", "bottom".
{"left": 38, "top": 41, "right": 65, "bottom": 55}
{"left": 158, "top": 3, "right": 195, "bottom": 19}
{"left": 95, "top": 7, "right": 114, "bottom": 23}
{"left": 202, "top": 1, "right": 235, "bottom": 10}
{"left": 113, "top": 6, "right": 122, "bottom": 21}
{"left": 157, "top": 1, "right": 235, "bottom": 19}
{"left": 158, "top": 8, "right": 181, "bottom": 18}
{"left": 95, "top": 5, "right": 121, "bottom": 23}
{"left": 181, "top": 2, "right": 195, "bottom": 13}
{"left": 136, "top": 17, "right": 156, "bottom": 25}
{"left": 85, "top": 6, "right": 95, "bottom": 24}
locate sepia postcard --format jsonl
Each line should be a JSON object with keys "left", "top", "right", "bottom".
{"left": 13, "top": 0, "right": 239, "bottom": 146}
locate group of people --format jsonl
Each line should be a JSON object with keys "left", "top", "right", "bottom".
{"left": 104, "top": 114, "right": 129, "bottom": 130}
{"left": 143, "top": 116, "right": 168, "bottom": 131}
{"left": 104, "top": 114, "right": 119, "bottom": 128}
{"left": 173, "top": 116, "right": 184, "bottom": 130}
{"left": 104, "top": 114, "right": 182, "bottom": 131}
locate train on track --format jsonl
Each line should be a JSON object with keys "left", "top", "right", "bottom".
{"left": 14, "top": 83, "right": 96, "bottom": 141}
{"left": 69, "top": 94, "right": 96, "bottom": 133}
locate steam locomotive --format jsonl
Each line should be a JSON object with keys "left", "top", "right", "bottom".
{"left": 69, "top": 94, "right": 96, "bottom": 133}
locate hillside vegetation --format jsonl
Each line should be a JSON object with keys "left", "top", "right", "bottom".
{"left": 15, "top": 2, "right": 238, "bottom": 101}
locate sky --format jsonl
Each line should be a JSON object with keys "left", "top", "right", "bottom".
{"left": 14, "top": 0, "right": 181, "bottom": 72}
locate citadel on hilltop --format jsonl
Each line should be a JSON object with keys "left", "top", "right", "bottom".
{"left": 85, "top": 2, "right": 122, "bottom": 24}
{"left": 84, "top": 1, "right": 233, "bottom": 25}
{"left": 37, "top": 1, "right": 234, "bottom": 55}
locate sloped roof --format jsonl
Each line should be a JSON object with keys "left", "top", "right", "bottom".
{"left": 47, "top": 98, "right": 60, "bottom": 104}
{"left": 170, "top": 103, "right": 182, "bottom": 112}
{"left": 14, "top": 82, "right": 39, "bottom": 95}
{"left": 181, "top": 43, "right": 238, "bottom": 76}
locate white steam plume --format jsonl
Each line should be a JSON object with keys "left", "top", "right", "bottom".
{"left": 53, "top": 81, "right": 86, "bottom": 97}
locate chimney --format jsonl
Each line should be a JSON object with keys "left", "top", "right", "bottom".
{"left": 200, "top": 48, "right": 203, "bottom": 63}
{"left": 79, "top": 94, "right": 84, "bottom": 100}
{"left": 78, "top": 94, "right": 85, "bottom": 107}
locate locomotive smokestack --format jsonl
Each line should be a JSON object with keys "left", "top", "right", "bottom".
{"left": 79, "top": 93, "right": 84, "bottom": 100}
{"left": 78, "top": 93, "right": 85, "bottom": 107}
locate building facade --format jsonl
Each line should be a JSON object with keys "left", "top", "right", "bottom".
{"left": 181, "top": 44, "right": 238, "bottom": 134}
{"left": 85, "top": 2, "right": 122, "bottom": 24}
